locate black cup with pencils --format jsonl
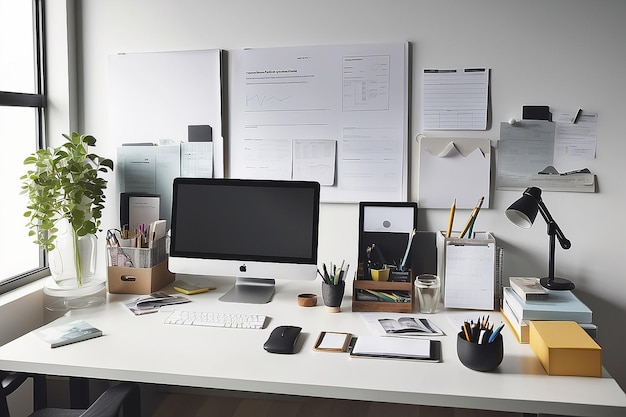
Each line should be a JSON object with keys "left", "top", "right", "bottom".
{"left": 319, "top": 262, "right": 348, "bottom": 313}
{"left": 457, "top": 316, "right": 504, "bottom": 372}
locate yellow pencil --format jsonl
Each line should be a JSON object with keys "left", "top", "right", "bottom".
{"left": 446, "top": 199, "right": 456, "bottom": 238}
{"left": 458, "top": 196, "right": 484, "bottom": 238}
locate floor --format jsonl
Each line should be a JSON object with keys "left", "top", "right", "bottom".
{"left": 149, "top": 392, "right": 525, "bottom": 417}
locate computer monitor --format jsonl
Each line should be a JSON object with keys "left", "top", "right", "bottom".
{"left": 168, "top": 177, "right": 320, "bottom": 304}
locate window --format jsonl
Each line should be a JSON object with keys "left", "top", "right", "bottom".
{"left": 0, "top": 0, "right": 48, "bottom": 293}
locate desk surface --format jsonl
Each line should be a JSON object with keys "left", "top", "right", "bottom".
{"left": 1, "top": 276, "right": 625, "bottom": 416}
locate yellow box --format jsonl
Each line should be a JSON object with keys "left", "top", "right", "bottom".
{"left": 529, "top": 321, "right": 602, "bottom": 377}
{"left": 107, "top": 259, "right": 174, "bottom": 294}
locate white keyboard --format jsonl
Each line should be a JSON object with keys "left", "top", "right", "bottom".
{"left": 164, "top": 310, "right": 267, "bottom": 329}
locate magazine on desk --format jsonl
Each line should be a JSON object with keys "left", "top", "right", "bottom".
{"left": 123, "top": 291, "right": 190, "bottom": 315}
{"left": 360, "top": 312, "right": 444, "bottom": 337}
{"left": 35, "top": 320, "right": 102, "bottom": 348}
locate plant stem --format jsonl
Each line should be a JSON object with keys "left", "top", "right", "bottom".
{"left": 72, "top": 227, "right": 83, "bottom": 286}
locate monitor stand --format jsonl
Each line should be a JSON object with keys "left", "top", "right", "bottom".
{"left": 219, "top": 277, "right": 275, "bottom": 304}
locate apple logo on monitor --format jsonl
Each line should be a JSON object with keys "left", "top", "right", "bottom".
{"left": 240, "top": 264, "right": 247, "bottom": 273}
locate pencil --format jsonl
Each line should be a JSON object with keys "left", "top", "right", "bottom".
{"left": 458, "top": 196, "right": 484, "bottom": 238}
{"left": 446, "top": 199, "right": 456, "bottom": 238}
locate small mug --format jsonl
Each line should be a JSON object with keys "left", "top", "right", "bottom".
{"left": 370, "top": 268, "right": 390, "bottom": 282}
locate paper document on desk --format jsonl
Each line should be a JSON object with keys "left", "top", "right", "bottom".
{"left": 350, "top": 336, "right": 440, "bottom": 361}
{"left": 123, "top": 291, "right": 190, "bottom": 315}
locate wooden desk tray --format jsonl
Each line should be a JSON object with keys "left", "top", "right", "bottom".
{"left": 352, "top": 279, "right": 414, "bottom": 313}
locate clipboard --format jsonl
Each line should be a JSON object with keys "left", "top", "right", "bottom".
{"left": 348, "top": 336, "right": 441, "bottom": 362}
{"left": 437, "top": 231, "right": 497, "bottom": 310}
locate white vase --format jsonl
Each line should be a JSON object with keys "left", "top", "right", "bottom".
{"left": 48, "top": 219, "right": 97, "bottom": 288}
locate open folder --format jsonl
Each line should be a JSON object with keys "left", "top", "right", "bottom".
{"left": 349, "top": 336, "right": 441, "bottom": 362}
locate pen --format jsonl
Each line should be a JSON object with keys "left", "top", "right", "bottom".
{"left": 458, "top": 196, "right": 484, "bottom": 238}
{"left": 446, "top": 199, "right": 456, "bottom": 238}
{"left": 400, "top": 229, "right": 416, "bottom": 271}
{"left": 573, "top": 108, "right": 582, "bottom": 124}
{"left": 488, "top": 323, "right": 505, "bottom": 343}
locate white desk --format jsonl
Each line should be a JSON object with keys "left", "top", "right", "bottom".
{"left": 1, "top": 276, "right": 625, "bottom": 416}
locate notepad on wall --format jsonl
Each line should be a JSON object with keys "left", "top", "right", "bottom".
{"left": 35, "top": 320, "right": 102, "bottom": 348}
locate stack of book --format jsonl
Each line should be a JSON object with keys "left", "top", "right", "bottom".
{"left": 502, "top": 277, "right": 596, "bottom": 343}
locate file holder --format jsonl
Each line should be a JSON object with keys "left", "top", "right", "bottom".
{"left": 437, "top": 231, "right": 500, "bottom": 310}
{"left": 107, "top": 237, "right": 174, "bottom": 294}
{"left": 353, "top": 202, "right": 418, "bottom": 313}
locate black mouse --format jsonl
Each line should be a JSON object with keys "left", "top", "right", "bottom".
{"left": 263, "top": 325, "right": 302, "bottom": 354}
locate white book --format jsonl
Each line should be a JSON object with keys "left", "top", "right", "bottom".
{"left": 503, "top": 287, "right": 592, "bottom": 323}
{"left": 509, "top": 277, "right": 548, "bottom": 301}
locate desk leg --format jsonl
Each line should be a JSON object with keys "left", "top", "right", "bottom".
{"left": 69, "top": 377, "right": 89, "bottom": 409}
{"left": 32, "top": 375, "right": 47, "bottom": 411}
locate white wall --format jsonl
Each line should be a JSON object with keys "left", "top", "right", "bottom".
{"left": 71, "top": 0, "right": 626, "bottom": 389}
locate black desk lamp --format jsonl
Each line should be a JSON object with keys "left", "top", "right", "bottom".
{"left": 505, "top": 187, "right": 575, "bottom": 290}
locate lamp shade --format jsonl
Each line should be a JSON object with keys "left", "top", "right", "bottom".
{"left": 505, "top": 187, "right": 541, "bottom": 229}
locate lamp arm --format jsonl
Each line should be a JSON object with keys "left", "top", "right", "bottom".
{"left": 537, "top": 200, "right": 571, "bottom": 250}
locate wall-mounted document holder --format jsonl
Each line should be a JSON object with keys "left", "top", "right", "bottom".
{"left": 437, "top": 231, "right": 501, "bottom": 311}
{"left": 497, "top": 120, "right": 597, "bottom": 193}
{"left": 417, "top": 136, "right": 491, "bottom": 209}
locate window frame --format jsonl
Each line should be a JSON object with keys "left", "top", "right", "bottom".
{"left": 0, "top": 0, "right": 49, "bottom": 294}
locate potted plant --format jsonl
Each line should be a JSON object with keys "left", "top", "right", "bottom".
{"left": 21, "top": 132, "right": 114, "bottom": 287}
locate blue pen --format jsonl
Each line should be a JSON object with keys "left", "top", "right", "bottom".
{"left": 488, "top": 323, "right": 505, "bottom": 343}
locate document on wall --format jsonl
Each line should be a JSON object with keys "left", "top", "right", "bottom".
{"left": 554, "top": 112, "right": 598, "bottom": 161}
{"left": 423, "top": 68, "right": 490, "bottom": 130}
{"left": 128, "top": 196, "right": 159, "bottom": 231}
{"left": 292, "top": 139, "right": 336, "bottom": 186}
{"left": 496, "top": 120, "right": 596, "bottom": 192}
{"left": 181, "top": 141, "right": 213, "bottom": 178}
{"left": 229, "top": 42, "right": 409, "bottom": 203}
{"left": 496, "top": 120, "right": 555, "bottom": 189}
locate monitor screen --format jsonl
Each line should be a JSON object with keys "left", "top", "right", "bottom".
{"left": 169, "top": 177, "right": 320, "bottom": 303}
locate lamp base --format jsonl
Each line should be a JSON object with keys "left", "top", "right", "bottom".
{"left": 539, "top": 276, "right": 575, "bottom": 291}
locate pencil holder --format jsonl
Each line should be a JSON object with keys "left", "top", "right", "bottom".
{"left": 322, "top": 281, "right": 345, "bottom": 313}
{"left": 457, "top": 331, "right": 503, "bottom": 372}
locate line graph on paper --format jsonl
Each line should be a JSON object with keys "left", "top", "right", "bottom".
{"left": 246, "top": 94, "right": 293, "bottom": 109}
{"left": 244, "top": 73, "right": 329, "bottom": 113}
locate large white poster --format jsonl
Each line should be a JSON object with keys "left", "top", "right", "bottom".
{"left": 229, "top": 42, "right": 409, "bottom": 203}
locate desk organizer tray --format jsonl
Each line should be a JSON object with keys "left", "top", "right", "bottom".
{"left": 107, "top": 237, "right": 173, "bottom": 294}
{"left": 352, "top": 265, "right": 414, "bottom": 313}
